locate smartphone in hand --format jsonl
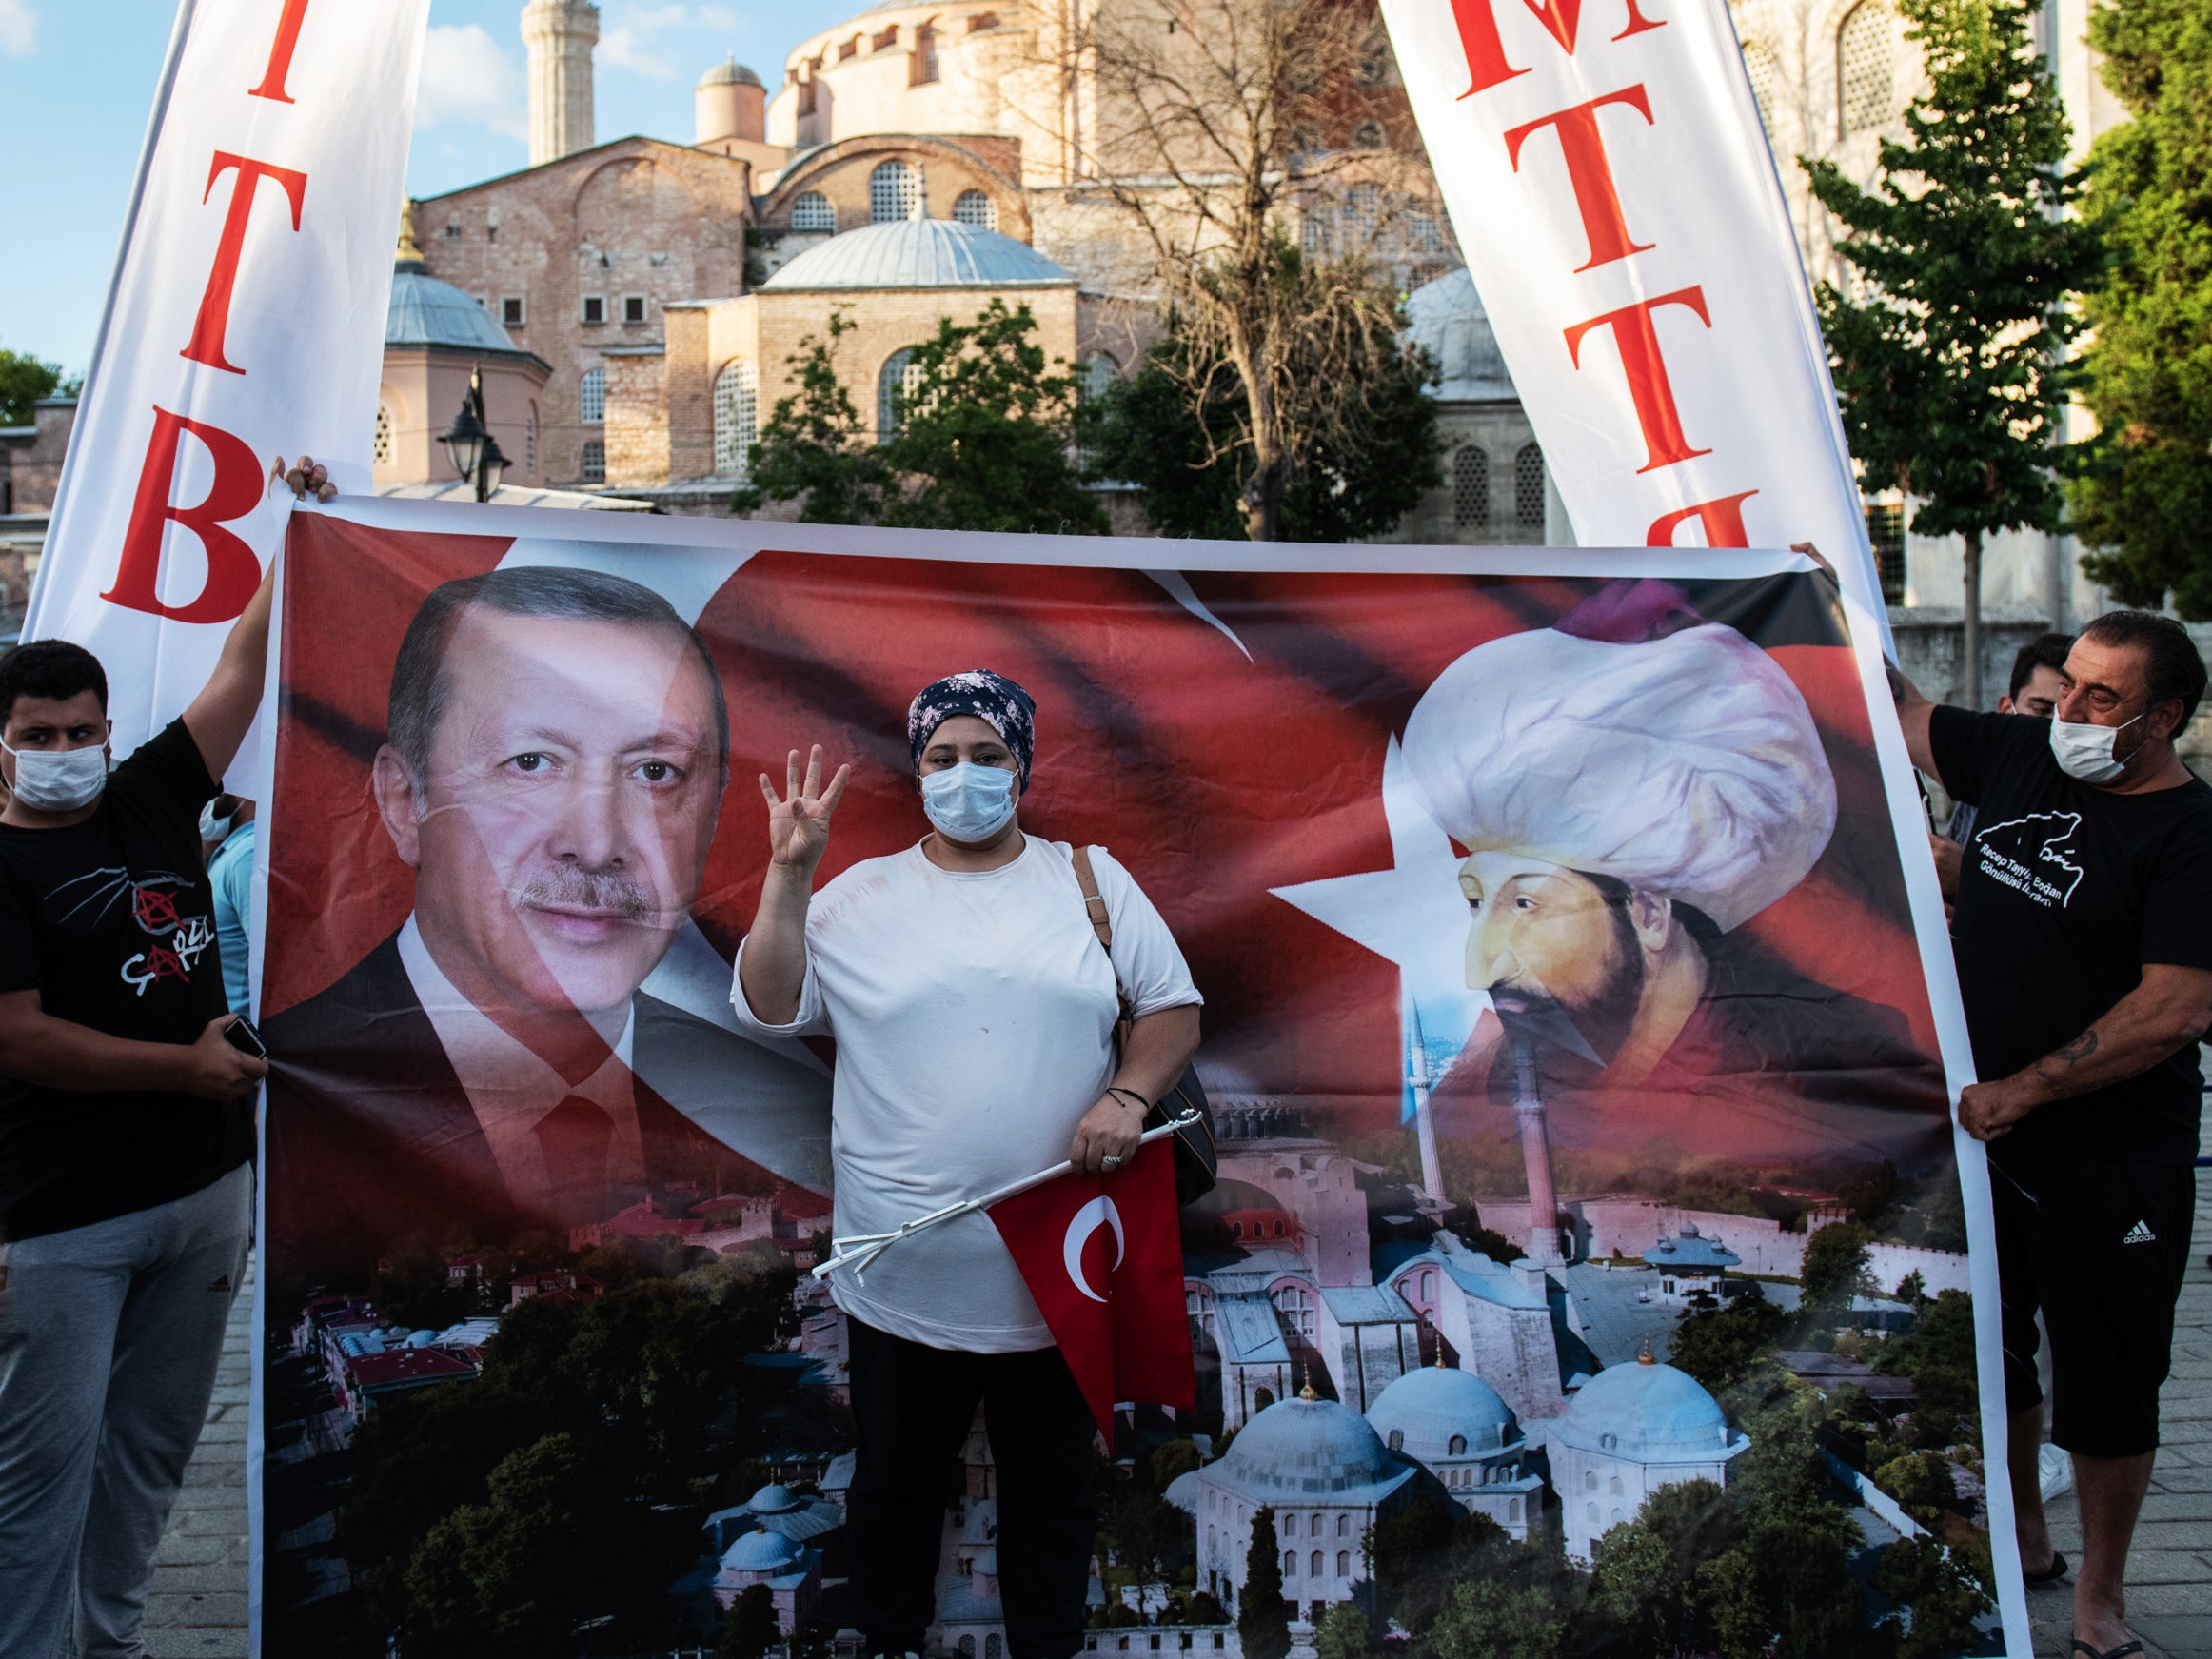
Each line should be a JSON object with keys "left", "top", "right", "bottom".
{"left": 223, "top": 1015, "right": 268, "bottom": 1061}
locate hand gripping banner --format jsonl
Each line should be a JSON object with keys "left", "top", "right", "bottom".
{"left": 253, "top": 499, "right": 2022, "bottom": 1655}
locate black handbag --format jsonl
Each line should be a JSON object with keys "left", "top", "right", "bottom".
{"left": 1071, "top": 846, "right": 1218, "bottom": 1205}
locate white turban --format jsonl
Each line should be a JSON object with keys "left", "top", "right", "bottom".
{"left": 1402, "top": 622, "right": 1837, "bottom": 933}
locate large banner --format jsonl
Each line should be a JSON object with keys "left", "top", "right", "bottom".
{"left": 256, "top": 498, "right": 2023, "bottom": 1656}
{"left": 1377, "top": 0, "right": 1886, "bottom": 634}
{"left": 23, "top": 0, "right": 430, "bottom": 776}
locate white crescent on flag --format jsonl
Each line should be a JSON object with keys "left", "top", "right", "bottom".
{"left": 1062, "top": 1195, "right": 1125, "bottom": 1304}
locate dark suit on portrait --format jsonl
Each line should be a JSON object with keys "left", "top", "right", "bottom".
{"left": 263, "top": 931, "right": 832, "bottom": 1283}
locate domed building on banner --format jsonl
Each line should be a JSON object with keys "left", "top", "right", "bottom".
{"left": 1547, "top": 1350, "right": 1750, "bottom": 1565}
{"left": 1365, "top": 1360, "right": 1543, "bottom": 1539}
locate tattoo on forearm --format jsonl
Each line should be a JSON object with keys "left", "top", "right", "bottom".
{"left": 2052, "top": 1029, "right": 2100, "bottom": 1066}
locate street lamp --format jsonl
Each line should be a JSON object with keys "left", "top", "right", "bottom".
{"left": 441, "top": 366, "right": 508, "bottom": 502}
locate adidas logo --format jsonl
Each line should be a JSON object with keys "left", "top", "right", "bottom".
{"left": 207, "top": 1274, "right": 232, "bottom": 1292}
{"left": 2123, "top": 1221, "right": 2157, "bottom": 1246}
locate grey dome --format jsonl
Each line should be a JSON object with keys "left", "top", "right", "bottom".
{"left": 762, "top": 219, "right": 1072, "bottom": 291}
{"left": 1367, "top": 1364, "right": 1519, "bottom": 1460}
{"left": 720, "top": 1527, "right": 804, "bottom": 1571}
{"left": 1551, "top": 1358, "right": 1735, "bottom": 1461}
{"left": 699, "top": 55, "right": 763, "bottom": 89}
{"left": 1211, "top": 1394, "right": 1412, "bottom": 1502}
{"left": 386, "top": 267, "right": 518, "bottom": 354}
{"left": 1404, "top": 267, "right": 1517, "bottom": 403}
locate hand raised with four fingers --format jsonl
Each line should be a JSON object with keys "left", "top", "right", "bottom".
{"left": 760, "top": 744, "right": 851, "bottom": 878}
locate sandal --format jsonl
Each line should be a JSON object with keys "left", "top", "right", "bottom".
{"left": 2070, "top": 1641, "right": 2144, "bottom": 1659}
{"left": 2024, "top": 1550, "right": 2068, "bottom": 1586}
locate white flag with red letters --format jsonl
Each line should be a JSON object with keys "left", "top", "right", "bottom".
{"left": 1379, "top": 0, "right": 1886, "bottom": 631}
{"left": 22, "top": 0, "right": 431, "bottom": 777}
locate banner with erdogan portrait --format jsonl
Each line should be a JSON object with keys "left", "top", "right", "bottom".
{"left": 254, "top": 498, "right": 2025, "bottom": 1656}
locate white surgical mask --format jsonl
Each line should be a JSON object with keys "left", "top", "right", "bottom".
{"left": 921, "top": 761, "right": 1017, "bottom": 842}
{"left": 0, "top": 737, "right": 109, "bottom": 813}
{"left": 2049, "top": 711, "right": 2143, "bottom": 784}
{"left": 200, "top": 801, "right": 235, "bottom": 842}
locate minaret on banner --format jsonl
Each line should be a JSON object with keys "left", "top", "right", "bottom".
{"left": 1405, "top": 1001, "right": 1446, "bottom": 1213}
{"left": 1511, "top": 1039, "right": 1565, "bottom": 1266}
{"left": 523, "top": 0, "right": 600, "bottom": 167}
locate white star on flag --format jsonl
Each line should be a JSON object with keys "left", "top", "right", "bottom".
{"left": 1271, "top": 737, "right": 1492, "bottom": 1112}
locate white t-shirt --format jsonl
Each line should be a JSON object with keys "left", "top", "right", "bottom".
{"left": 729, "top": 838, "right": 1200, "bottom": 1352}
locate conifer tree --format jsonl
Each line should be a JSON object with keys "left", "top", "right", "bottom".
{"left": 1804, "top": 0, "right": 2100, "bottom": 705}
{"left": 1239, "top": 1507, "right": 1292, "bottom": 1659}
{"left": 2068, "top": 0, "right": 2212, "bottom": 612}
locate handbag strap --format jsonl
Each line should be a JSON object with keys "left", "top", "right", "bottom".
{"left": 1069, "top": 847, "right": 1131, "bottom": 1022}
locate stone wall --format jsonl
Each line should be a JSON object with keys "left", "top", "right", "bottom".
{"left": 1886, "top": 604, "right": 2056, "bottom": 710}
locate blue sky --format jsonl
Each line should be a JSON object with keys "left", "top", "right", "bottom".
{"left": 0, "top": 0, "right": 849, "bottom": 373}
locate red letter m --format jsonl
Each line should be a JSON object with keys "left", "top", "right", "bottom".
{"left": 1451, "top": 0, "right": 1665, "bottom": 98}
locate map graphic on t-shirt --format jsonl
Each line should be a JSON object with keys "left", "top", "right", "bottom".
{"left": 45, "top": 864, "right": 211, "bottom": 997}
{"left": 1970, "top": 810, "right": 2084, "bottom": 909}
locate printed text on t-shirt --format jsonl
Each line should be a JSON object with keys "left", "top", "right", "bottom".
{"left": 1970, "top": 812, "right": 2084, "bottom": 910}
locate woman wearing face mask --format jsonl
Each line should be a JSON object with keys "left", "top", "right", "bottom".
{"left": 730, "top": 669, "right": 1202, "bottom": 1659}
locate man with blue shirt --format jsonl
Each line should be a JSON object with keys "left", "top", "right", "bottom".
{"left": 202, "top": 795, "right": 255, "bottom": 1014}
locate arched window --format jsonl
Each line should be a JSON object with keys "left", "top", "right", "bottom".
{"left": 878, "top": 347, "right": 926, "bottom": 439}
{"left": 1742, "top": 38, "right": 1782, "bottom": 139}
{"left": 871, "top": 159, "right": 922, "bottom": 222}
{"left": 1310, "top": 1551, "right": 1323, "bottom": 1579}
{"left": 1336, "top": 1550, "right": 1351, "bottom": 1577}
{"left": 1611, "top": 1507, "right": 1624, "bottom": 1525}
{"left": 1336, "top": 1514, "right": 1350, "bottom": 1537}
{"left": 1838, "top": 2, "right": 1894, "bottom": 135}
{"left": 791, "top": 191, "right": 836, "bottom": 231}
{"left": 1610, "top": 1474, "right": 1624, "bottom": 1496}
{"left": 1586, "top": 1502, "right": 1598, "bottom": 1524}
{"left": 1584, "top": 1470, "right": 1598, "bottom": 1491}
{"left": 714, "top": 359, "right": 760, "bottom": 478}
{"left": 959, "top": 1639, "right": 976, "bottom": 1659}
{"left": 1283, "top": 1550, "right": 1297, "bottom": 1578}
{"left": 953, "top": 189, "right": 997, "bottom": 229}
{"left": 987, "top": 1638, "right": 1002, "bottom": 1659}
{"left": 580, "top": 366, "right": 606, "bottom": 425}
{"left": 1283, "top": 1513, "right": 1298, "bottom": 1538}
{"left": 373, "top": 405, "right": 394, "bottom": 465}
{"left": 1514, "top": 442, "right": 1546, "bottom": 528}
{"left": 1386, "top": 1429, "right": 1404, "bottom": 1452}
{"left": 1447, "top": 1434, "right": 1468, "bottom": 1456}
{"left": 1452, "top": 444, "right": 1490, "bottom": 528}
{"left": 1309, "top": 1513, "right": 1322, "bottom": 1538}
{"left": 1254, "top": 1387, "right": 1275, "bottom": 1412}
{"left": 1508, "top": 1498, "right": 1521, "bottom": 1522}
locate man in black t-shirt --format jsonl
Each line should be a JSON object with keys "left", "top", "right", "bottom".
{"left": 1898, "top": 610, "right": 2212, "bottom": 1659}
{"left": 0, "top": 456, "right": 328, "bottom": 1659}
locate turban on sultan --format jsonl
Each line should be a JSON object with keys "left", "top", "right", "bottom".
{"left": 1401, "top": 622, "right": 1837, "bottom": 933}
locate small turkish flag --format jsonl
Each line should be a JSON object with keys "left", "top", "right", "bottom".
{"left": 988, "top": 1138, "right": 1196, "bottom": 1439}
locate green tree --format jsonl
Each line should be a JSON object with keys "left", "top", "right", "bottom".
{"left": 1803, "top": 0, "right": 2101, "bottom": 705}
{"left": 1108, "top": 1489, "right": 1186, "bottom": 1603}
{"left": 730, "top": 309, "right": 887, "bottom": 523}
{"left": 1700, "top": 1504, "right": 1877, "bottom": 1659}
{"left": 1669, "top": 1296, "right": 1787, "bottom": 1393}
{"left": 1423, "top": 1576, "right": 1567, "bottom": 1659}
{"left": 2068, "top": 0, "right": 2212, "bottom": 612}
{"left": 0, "top": 347, "right": 70, "bottom": 429}
{"left": 1239, "top": 1508, "right": 1291, "bottom": 1659}
{"left": 718, "top": 1583, "right": 780, "bottom": 1659}
{"left": 1363, "top": 1500, "right": 1508, "bottom": 1633}
{"left": 1876, "top": 1289, "right": 1981, "bottom": 1427}
{"left": 1313, "top": 1600, "right": 1373, "bottom": 1659}
{"left": 1871, "top": 1536, "right": 1993, "bottom": 1659}
{"left": 1084, "top": 244, "right": 1442, "bottom": 543}
{"left": 879, "top": 299, "right": 1106, "bottom": 535}
{"left": 1872, "top": 1449, "right": 1960, "bottom": 1524}
{"left": 1151, "top": 1438, "right": 1203, "bottom": 1490}
{"left": 1798, "top": 1222, "right": 1872, "bottom": 1323}
{"left": 1589, "top": 1479, "right": 1739, "bottom": 1653}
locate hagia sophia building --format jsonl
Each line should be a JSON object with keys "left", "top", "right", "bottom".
{"left": 373, "top": 0, "right": 1556, "bottom": 543}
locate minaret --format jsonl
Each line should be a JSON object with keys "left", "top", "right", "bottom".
{"left": 1511, "top": 1039, "right": 1565, "bottom": 1266}
{"left": 1406, "top": 1002, "right": 1445, "bottom": 1213}
{"left": 522, "top": 0, "right": 599, "bottom": 167}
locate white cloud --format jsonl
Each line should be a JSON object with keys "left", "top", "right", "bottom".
{"left": 0, "top": 0, "right": 38, "bottom": 58}
{"left": 597, "top": 24, "right": 678, "bottom": 78}
{"left": 599, "top": 4, "right": 731, "bottom": 80}
{"left": 414, "top": 23, "right": 526, "bottom": 139}
{"left": 693, "top": 5, "right": 742, "bottom": 30}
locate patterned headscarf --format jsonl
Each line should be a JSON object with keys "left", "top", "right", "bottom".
{"left": 906, "top": 669, "right": 1037, "bottom": 785}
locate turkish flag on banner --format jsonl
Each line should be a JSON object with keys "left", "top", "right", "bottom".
{"left": 988, "top": 1139, "right": 1195, "bottom": 1439}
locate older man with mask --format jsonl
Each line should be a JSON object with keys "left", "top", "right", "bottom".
{"left": 265, "top": 565, "right": 831, "bottom": 1277}
{"left": 1897, "top": 611, "right": 2212, "bottom": 1659}
{"left": 1401, "top": 591, "right": 1948, "bottom": 1164}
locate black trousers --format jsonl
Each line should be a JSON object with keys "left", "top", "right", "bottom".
{"left": 847, "top": 1316, "right": 1097, "bottom": 1659}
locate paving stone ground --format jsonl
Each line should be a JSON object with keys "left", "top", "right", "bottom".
{"left": 149, "top": 1173, "right": 2212, "bottom": 1659}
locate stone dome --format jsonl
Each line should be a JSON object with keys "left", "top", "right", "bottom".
{"left": 721, "top": 1527, "right": 804, "bottom": 1571}
{"left": 386, "top": 266, "right": 522, "bottom": 355}
{"left": 1404, "top": 267, "right": 1517, "bottom": 403}
{"left": 1552, "top": 1357, "right": 1732, "bottom": 1460}
{"left": 1215, "top": 1393, "right": 1405, "bottom": 1499}
{"left": 761, "top": 219, "right": 1073, "bottom": 291}
{"left": 1367, "top": 1364, "right": 1519, "bottom": 1460}
{"left": 698, "top": 55, "right": 763, "bottom": 89}
{"left": 746, "top": 1483, "right": 800, "bottom": 1514}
